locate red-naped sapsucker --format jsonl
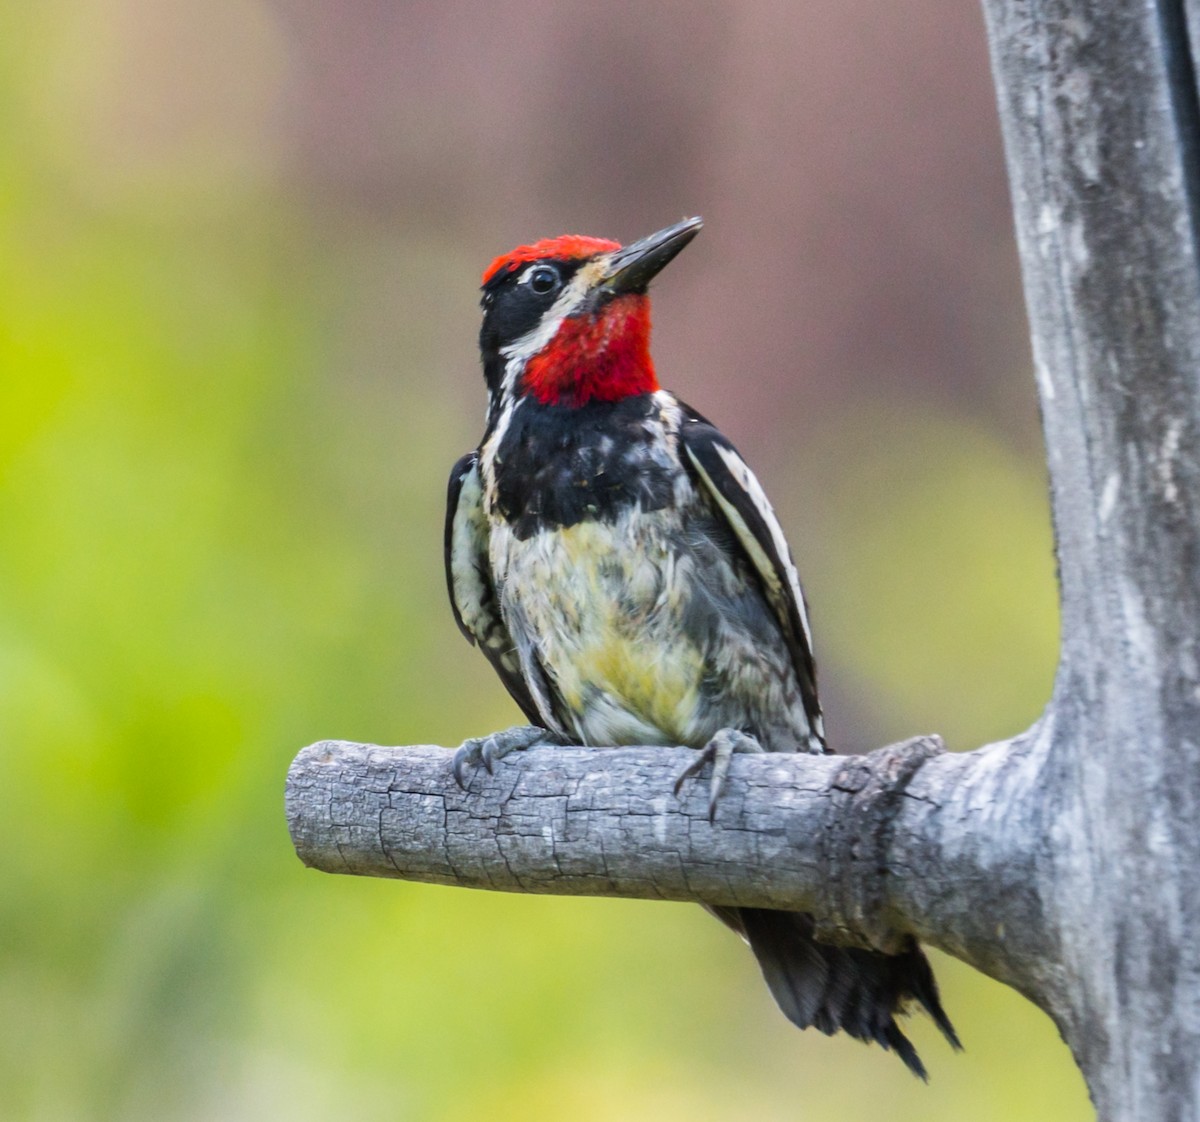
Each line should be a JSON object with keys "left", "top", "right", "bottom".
{"left": 445, "top": 217, "right": 959, "bottom": 1077}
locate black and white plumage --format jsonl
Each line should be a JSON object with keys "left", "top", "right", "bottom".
{"left": 445, "top": 218, "right": 958, "bottom": 1076}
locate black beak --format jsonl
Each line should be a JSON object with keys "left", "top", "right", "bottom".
{"left": 600, "top": 216, "right": 703, "bottom": 296}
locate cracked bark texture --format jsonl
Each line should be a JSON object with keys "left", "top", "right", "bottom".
{"left": 286, "top": 1, "right": 1200, "bottom": 1117}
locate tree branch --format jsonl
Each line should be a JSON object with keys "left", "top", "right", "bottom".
{"left": 286, "top": 733, "right": 1052, "bottom": 1002}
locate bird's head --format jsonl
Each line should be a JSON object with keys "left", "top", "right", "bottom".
{"left": 479, "top": 216, "right": 702, "bottom": 410}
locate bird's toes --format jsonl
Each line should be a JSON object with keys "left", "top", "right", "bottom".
{"left": 451, "top": 724, "right": 559, "bottom": 789}
{"left": 675, "top": 729, "right": 766, "bottom": 821}
{"left": 451, "top": 741, "right": 481, "bottom": 789}
{"left": 673, "top": 743, "right": 716, "bottom": 798}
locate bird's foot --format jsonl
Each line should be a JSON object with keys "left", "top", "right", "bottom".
{"left": 451, "top": 725, "right": 563, "bottom": 789}
{"left": 673, "top": 728, "right": 765, "bottom": 822}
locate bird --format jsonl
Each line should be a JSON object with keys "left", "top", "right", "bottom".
{"left": 444, "top": 216, "right": 959, "bottom": 1077}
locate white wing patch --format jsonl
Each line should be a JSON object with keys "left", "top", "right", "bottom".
{"left": 684, "top": 442, "right": 815, "bottom": 654}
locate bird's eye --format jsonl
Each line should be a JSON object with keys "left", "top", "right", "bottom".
{"left": 528, "top": 266, "right": 559, "bottom": 294}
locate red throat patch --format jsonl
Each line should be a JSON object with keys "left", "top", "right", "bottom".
{"left": 482, "top": 235, "right": 620, "bottom": 285}
{"left": 522, "top": 295, "right": 658, "bottom": 407}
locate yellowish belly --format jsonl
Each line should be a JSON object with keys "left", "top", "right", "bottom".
{"left": 496, "top": 516, "right": 709, "bottom": 746}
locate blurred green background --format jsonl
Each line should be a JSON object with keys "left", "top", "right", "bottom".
{"left": 0, "top": 2, "right": 1086, "bottom": 1119}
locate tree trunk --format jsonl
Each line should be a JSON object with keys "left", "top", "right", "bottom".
{"left": 980, "top": 0, "right": 1200, "bottom": 1116}
{"left": 286, "top": 2, "right": 1200, "bottom": 1117}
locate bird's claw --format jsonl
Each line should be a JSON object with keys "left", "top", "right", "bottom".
{"left": 673, "top": 729, "right": 765, "bottom": 822}
{"left": 451, "top": 725, "right": 561, "bottom": 789}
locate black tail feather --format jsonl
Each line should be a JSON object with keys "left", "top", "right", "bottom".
{"left": 713, "top": 906, "right": 960, "bottom": 1079}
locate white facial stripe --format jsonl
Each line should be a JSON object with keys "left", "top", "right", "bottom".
{"left": 500, "top": 353, "right": 525, "bottom": 399}
{"left": 498, "top": 258, "right": 611, "bottom": 388}
{"left": 481, "top": 396, "right": 520, "bottom": 492}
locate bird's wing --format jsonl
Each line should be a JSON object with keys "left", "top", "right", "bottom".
{"left": 677, "top": 409, "right": 826, "bottom": 750}
{"left": 445, "top": 452, "right": 545, "bottom": 726}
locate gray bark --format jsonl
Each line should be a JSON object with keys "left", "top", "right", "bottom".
{"left": 287, "top": 735, "right": 1043, "bottom": 973}
{"left": 286, "top": 2, "right": 1200, "bottom": 1117}
{"left": 980, "top": 0, "right": 1200, "bottom": 1117}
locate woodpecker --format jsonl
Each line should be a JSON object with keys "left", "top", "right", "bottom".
{"left": 445, "top": 217, "right": 959, "bottom": 1077}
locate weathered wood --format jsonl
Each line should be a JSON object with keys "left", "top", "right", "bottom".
{"left": 286, "top": 0, "right": 1200, "bottom": 1116}
{"left": 980, "top": 0, "right": 1200, "bottom": 1117}
{"left": 286, "top": 732, "right": 1053, "bottom": 1003}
